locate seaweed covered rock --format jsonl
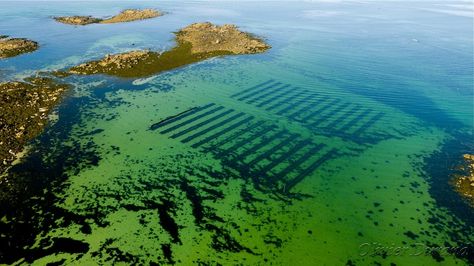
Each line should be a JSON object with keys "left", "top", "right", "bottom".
{"left": 0, "top": 77, "right": 70, "bottom": 174}
{"left": 452, "top": 154, "right": 474, "bottom": 206}
{"left": 0, "top": 36, "right": 38, "bottom": 59}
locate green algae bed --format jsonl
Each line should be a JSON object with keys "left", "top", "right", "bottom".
{"left": 0, "top": 77, "right": 69, "bottom": 174}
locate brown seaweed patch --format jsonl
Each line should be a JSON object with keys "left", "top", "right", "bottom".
{"left": 68, "top": 22, "right": 270, "bottom": 78}
{"left": 54, "top": 9, "right": 162, "bottom": 25}
{"left": 0, "top": 36, "right": 38, "bottom": 59}
{"left": 452, "top": 154, "right": 474, "bottom": 206}
{"left": 0, "top": 77, "right": 70, "bottom": 175}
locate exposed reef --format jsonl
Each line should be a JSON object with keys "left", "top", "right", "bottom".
{"left": 68, "top": 22, "right": 270, "bottom": 78}
{"left": 54, "top": 9, "right": 162, "bottom": 25}
{"left": 452, "top": 154, "right": 474, "bottom": 206}
{"left": 0, "top": 77, "right": 70, "bottom": 175}
{"left": 0, "top": 36, "right": 38, "bottom": 59}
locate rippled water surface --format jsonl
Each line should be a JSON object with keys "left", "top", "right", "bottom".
{"left": 0, "top": 1, "right": 473, "bottom": 265}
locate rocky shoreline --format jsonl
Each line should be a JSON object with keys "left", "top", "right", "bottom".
{"left": 68, "top": 22, "right": 270, "bottom": 78}
{"left": 54, "top": 9, "right": 161, "bottom": 25}
{"left": 0, "top": 77, "right": 70, "bottom": 175}
{"left": 0, "top": 36, "right": 38, "bottom": 59}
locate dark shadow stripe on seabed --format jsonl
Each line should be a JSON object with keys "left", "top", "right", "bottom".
{"left": 275, "top": 92, "right": 320, "bottom": 115}
{"left": 160, "top": 106, "right": 224, "bottom": 134}
{"left": 257, "top": 139, "right": 311, "bottom": 174}
{"left": 215, "top": 125, "right": 277, "bottom": 156}
{"left": 272, "top": 143, "right": 326, "bottom": 182}
{"left": 246, "top": 84, "right": 291, "bottom": 104}
{"left": 296, "top": 98, "right": 341, "bottom": 123}
{"left": 338, "top": 108, "right": 372, "bottom": 132}
{"left": 309, "top": 102, "right": 351, "bottom": 127}
{"left": 287, "top": 95, "right": 330, "bottom": 120}
{"left": 237, "top": 82, "right": 283, "bottom": 101}
{"left": 170, "top": 109, "right": 235, "bottom": 139}
{"left": 204, "top": 121, "right": 266, "bottom": 150}
{"left": 230, "top": 79, "right": 275, "bottom": 98}
{"left": 285, "top": 149, "right": 338, "bottom": 191}
{"left": 247, "top": 134, "right": 298, "bottom": 166}
{"left": 233, "top": 130, "right": 288, "bottom": 162}
{"left": 181, "top": 112, "right": 246, "bottom": 143}
{"left": 323, "top": 105, "right": 362, "bottom": 129}
{"left": 150, "top": 103, "right": 215, "bottom": 130}
{"left": 265, "top": 90, "right": 309, "bottom": 112}
{"left": 190, "top": 116, "right": 255, "bottom": 148}
{"left": 352, "top": 112, "right": 384, "bottom": 135}
{"left": 256, "top": 85, "right": 301, "bottom": 108}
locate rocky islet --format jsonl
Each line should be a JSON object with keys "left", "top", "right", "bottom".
{"left": 54, "top": 9, "right": 162, "bottom": 25}
{"left": 0, "top": 36, "right": 38, "bottom": 59}
{"left": 68, "top": 22, "right": 271, "bottom": 78}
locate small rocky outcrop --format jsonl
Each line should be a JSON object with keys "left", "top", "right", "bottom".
{"left": 176, "top": 22, "right": 270, "bottom": 54}
{"left": 0, "top": 36, "right": 38, "bottom": 59}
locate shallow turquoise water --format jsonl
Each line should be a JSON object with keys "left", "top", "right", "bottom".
{"left": 0, "top": 1, "right": 473, "bottom": 265}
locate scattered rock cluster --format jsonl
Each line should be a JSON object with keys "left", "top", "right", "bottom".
{"left": 0, "top": 77, "right": 69, "bottom": 174}
{"left": 453, "top": 154, "right": 474, "bottom": 206}
{"left": 0, "top": 36, "right": 38, "bottom": 59}
{"left": 54, "top": 9, "right": 161, "bottom": 25}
